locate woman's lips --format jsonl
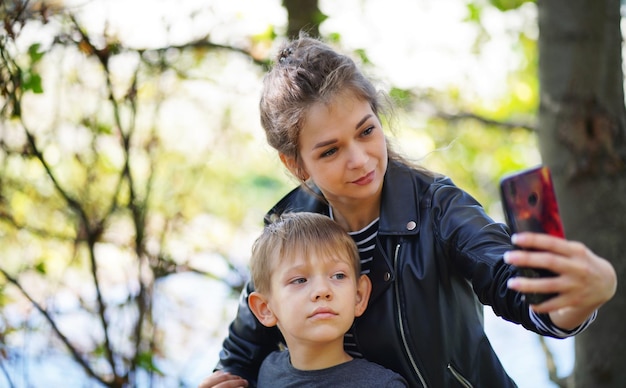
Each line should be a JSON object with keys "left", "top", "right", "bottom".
{"left": 352, "top": 170, "right": 375, "bottom": 185}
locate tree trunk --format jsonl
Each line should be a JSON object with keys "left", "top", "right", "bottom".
{"left": 537, "top": 0, "right": 626, "bottom": 386}
{"left": 282, "top": 0, "right": 325, "bottom": 39}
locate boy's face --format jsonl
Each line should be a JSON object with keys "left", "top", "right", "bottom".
{"left": 249, "top": 249, "right": 370, "bottom": 349}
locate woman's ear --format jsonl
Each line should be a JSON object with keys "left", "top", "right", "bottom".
{"left": 279, "top": 153, "right": 309, "bottom": 181}
{"left": 354, "top": 274, "right": 372, "bottom": 317}
{"left": 248, "top": 291, "right": 278, "bottom": 327}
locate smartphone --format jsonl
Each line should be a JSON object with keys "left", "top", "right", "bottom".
{"left": 499, "top": 165, "right": 565, "bottom": 304}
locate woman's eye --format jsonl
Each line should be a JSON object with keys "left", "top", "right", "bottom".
{"left": 321, "top": 148, "right": 337, "bottom": 158}
{"left": 362, "top": 126, "right": 374, "bottom": 136}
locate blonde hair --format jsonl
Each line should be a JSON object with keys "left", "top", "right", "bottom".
{"left": 250, "top": 212, "right": 360, "bottom": 295}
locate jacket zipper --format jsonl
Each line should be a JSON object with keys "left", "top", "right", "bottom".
{"left": 447, "top": 364, "right": 474, "bottom": 388}
{"left": 393, "top": 242, "right": 428, "bottom": 388}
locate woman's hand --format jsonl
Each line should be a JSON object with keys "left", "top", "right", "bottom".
{"left": 504, "top": 232, "right": 617, "bottom": 330}
{"left": 198, "top": 371, "right": 249, "bottom": 388}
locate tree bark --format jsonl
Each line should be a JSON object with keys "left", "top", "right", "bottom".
{"left": 537, "top": 0, "right": 626, "bottom": 386}
{"left": 282, "top": 0, "right": 325, "bottom": 39}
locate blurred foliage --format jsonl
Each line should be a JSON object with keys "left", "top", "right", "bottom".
{"left": 0, "top": 1, "right": 289, "bottom": 386}
{"left": 0, "top": 0, "right": 542, "bottom": 386}
{"left": 383, "top": 0, "right": 540, "bottom": 211}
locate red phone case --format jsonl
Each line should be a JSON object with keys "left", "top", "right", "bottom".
{"left": 500, "top": 165, "right": 564, "bottom": 304}
{"left": 500, "top": 165, "right": 565, "bottom": 238}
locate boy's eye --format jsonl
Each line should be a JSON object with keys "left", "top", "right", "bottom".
{"left": 332, "top": 273, "right": 346, "bottom": 280}
{"left": 290, "top": 277, "right": 307, "bottom": 284}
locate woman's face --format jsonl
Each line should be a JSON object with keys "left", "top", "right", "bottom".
{"left": 291, "top": 91, "right": 388, "bottom": 207}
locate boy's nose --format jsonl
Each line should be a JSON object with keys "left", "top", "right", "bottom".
{"left": 314, "top": 291, "right": 332, "bottom": 300}
{"left": 312, "top": 280, "right": 333, "bottom": 301}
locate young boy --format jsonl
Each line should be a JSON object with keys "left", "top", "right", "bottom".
{"left": 247, "top": 212, "right": 407, "bottom": 387}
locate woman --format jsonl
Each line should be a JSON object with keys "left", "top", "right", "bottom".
{"left": 200, "top": 35, "right": 616, "bottom": 388}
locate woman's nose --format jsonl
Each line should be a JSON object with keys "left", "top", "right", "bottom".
{"left": 346, "top": 144, "right": 367, "bottom": 169}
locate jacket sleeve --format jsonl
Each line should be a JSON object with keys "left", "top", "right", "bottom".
{"left": 429, "top": 182, "right": 548, "bottom": 333}
{"left": 431, "top": 181, "right": 595, "bottom": 338}
{"left": 213, "top": 281, "right": 283, "bottom": 387}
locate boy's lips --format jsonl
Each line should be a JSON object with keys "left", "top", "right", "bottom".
{"left": 309, "top": 307, "right": 337, "bottom": 318}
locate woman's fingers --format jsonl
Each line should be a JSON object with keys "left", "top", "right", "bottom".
{"left": 505, "top": 233, "right": 617, "bottom": 316}
{"left": 511, "top": 232, "right": 585, "bottom": 256}
{"left": 198, "top": 371, "right": 249, "bottom": 388}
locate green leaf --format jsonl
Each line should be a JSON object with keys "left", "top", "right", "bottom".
{"left": 313, "top": 10, "right": 329, "bottom": 25}
{"left": 252, "top": 26, "right": 277, "bottom": 43}
{"left": 389, "top": 87, "right": 412, "bottom": 108}
{"left": 22, "top": 71, "right": 43, "bottom": 94}
{"left": 489, "top": 0, "right": 534, "bottom": 12}
{"left": 34, "top": 262, "right": 46, "bottom": 274}
{"left": 326, "top": 32, "right": 341, "bottom": 44}
{"left": 354, "top": 48, "right": 371, "bottom": 65}
{"left": 465, "top": 3, "right": 482, "bottom": 23}
{"left": 137, "top": 351, "right": 164, "bottom": 375}
{"left": 28, "top": 43, "right": 44, "bottom": 64}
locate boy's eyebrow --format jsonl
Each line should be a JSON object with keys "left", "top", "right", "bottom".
{"left": 281, "top": 262, "right": 308, "bottom": 273}
{"left": 311, "top": 114, "right": 373, "bottom": 150}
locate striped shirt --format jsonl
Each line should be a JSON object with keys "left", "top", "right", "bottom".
{"left": 343, "top": 216, "right": 380, "bottom": 358}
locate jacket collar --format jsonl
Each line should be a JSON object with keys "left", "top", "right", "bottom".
{"left": 378, "top": 160, "right": 421, "bottom": 236}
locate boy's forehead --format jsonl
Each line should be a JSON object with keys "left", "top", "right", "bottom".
{"left": 278, "top": 244, "right": 354, "bottom": 266}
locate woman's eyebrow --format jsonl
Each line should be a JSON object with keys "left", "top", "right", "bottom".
{"left": 311, "top": 114, "right": 373, "bottom": 150}
{"left": 356, "top": 114, "right": 373, "bottom": 129}
{"left": 313, "top": 138, "right": 337, "bottom": 150}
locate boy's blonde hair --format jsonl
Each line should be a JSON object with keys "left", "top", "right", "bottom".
{"left": 250, "top": 212, "right": 361, "bottom": 295}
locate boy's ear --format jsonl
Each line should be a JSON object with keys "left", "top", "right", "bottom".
{"left": 279, "top": 153, "right": 309, "bottom": 181}
{"left": 248, "top": 291, "right": 278, "bottom": 327}
{"left": 354, "top": 274, "right": 372, "bottom": 317}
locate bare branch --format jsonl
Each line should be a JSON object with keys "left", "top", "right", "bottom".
{"left": 14, "top": 78, "right": 120, "bottom": 383}
{"left": 0, "top": 209, "right": 74, "bottom": 241}
{"left": 166, "top": 38, "right": 270, "bottom": 68}
{"left": 436, "top": 110, "right": 536, "bottom": 132}
{"left": 0, "top": 354, "right": 16, "bottom": 388}
{"left": 0, "top": 267, "right": 109, "bottom": 386}
{"left": 538, "top": 335, "right": 571, "bottom": 388}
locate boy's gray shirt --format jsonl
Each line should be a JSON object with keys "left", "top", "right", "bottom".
{"left": 257, "top": 350, "right": 408, "bottom": 387}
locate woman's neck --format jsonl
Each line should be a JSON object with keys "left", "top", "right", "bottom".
{"left": 330, "top": 197, "right": 380, "bottom": 232}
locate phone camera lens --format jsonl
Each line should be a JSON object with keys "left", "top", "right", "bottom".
{"left": 528, "top": 192, "right": 538, "bottom": 206}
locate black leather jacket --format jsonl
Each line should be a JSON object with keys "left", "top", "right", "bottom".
{"left": 216, "top": 161, "right": 560, "bottom": 387}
